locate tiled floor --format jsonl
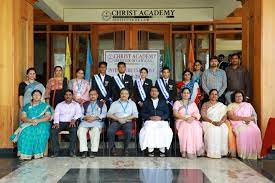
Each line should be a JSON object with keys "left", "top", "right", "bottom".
{"left": 0, "top": 156, "right": 273, "bottom": 183}
{"left": 242, "top": 159, "right": 275, "bottom": 182}
{"left": 0, "top": 158, "right": 23, "bottom": 179}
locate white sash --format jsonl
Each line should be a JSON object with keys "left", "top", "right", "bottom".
{"left": 94, "top": 75, "right": 107, "bottom": 97}
{"left": 157, "top": 79, "right": 170, "bottom": 100}
{"left": 114, "top": 75, "right": 125, "bottom": 89}
{"left": 137, "top": 80, "right": 146, "bottom": 101}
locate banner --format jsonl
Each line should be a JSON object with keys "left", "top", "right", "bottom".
{"left": 104, "top": 50, "right": 160, "bottom": 82}
{"left": 64, "top": 8, "right": 213, "bottom": 22}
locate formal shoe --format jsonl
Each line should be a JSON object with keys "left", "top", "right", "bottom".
{"left": 50, "top": 153, "right": 59, "bottom": 158}
{"left": 148, "top": 152, "right": 154, "bottom": 157}
{"left": 111, "top": 148, "right": 117, "bottom": 156}
{"left": 81, "top": 152, "right": 87, "bottom": 158}
{"left": 124, "top": 149, "right": 129, "bottom": 156}
{"left": 160, "top": 152, "right": 166, "bottom": 157}
{"left": 69, "top": 152, "right": 76, "bottom": 157}
{"left": 89, "top": 152, "right": 95, "bottom": 158}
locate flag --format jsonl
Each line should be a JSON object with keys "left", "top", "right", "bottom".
{"left": 188, "top": 39, "right": 195, "bottom": 71}
{"left": 64, "top": 37, "right": 71, "bottom": 80}
{"left": 163, "top": 44, "right": 171, "bottom": 69}
{"left": 85, "top": 37, "right": 93, "bottom": 81}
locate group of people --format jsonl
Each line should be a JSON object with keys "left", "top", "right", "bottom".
{"left": 11, "top": 53, "right": 262, "bottom": 161}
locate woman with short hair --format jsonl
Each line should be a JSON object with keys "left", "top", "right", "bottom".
{"left": 11, "top": 90, "right": 53, "bottom": 160}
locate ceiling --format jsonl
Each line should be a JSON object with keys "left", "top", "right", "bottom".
{"left": 58, "top": 0, "right": 216, "bottom": 8}
{"left": 35, "top": 0, "right": 241, "bottom": 21}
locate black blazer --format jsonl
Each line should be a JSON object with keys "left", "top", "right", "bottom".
{"left": 111, "top": 73, "right": 133, "bottom": 101}
{"left": 141, "top": 98, "right": 169, "bottom": 121}
{"left": 155, "top": 78, "right": 177, "bottom": 102}
{"left": 133, "top": 78, "right": 153, "bottom": 103}
{"left": 91, "top": 74, "right": 112, "bottom": 101}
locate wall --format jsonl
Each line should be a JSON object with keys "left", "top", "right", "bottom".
{"left": 0, "top": 0, "right": 34, "bottom": 148}
{"left": 242, "top": 0, "right": 275, "bottom": 136}
{"left": 261, "top": 0, "right": 275, "bottom": 135}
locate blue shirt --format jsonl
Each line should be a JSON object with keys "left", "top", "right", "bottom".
{"left": 107, "top": 99, "right": 138, "bottom": 119}
{"left": 202, "top": 68, "right": 227, "bottom": 96}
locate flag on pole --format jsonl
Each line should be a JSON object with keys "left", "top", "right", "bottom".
{"left": 85, "top": 37, "right": 93, "bottom": 81}
{"left": 188, "top": 39, "right": 195, "bottom": 71}
{"left": 64, "top": 36, "right": 71, "bottom": 80}
{"left": 163, "top": 44, "right": 172, "bottom": 69}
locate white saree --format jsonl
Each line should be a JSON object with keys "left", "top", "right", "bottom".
{"left": 202, "top": 102, "right": 229, "bottom": 158}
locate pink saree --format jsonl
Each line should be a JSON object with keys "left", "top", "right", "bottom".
{"left": 229, "top": 102, "right": 262, "bottom": 159}
{"left": 173, "top": 101, "right": 204, "bottom": 158}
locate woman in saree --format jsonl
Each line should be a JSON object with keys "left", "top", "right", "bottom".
{"left": 68, "top": 68, "right": 90, "bottom": 105}
{"left": 11, "top": 90, "right": 53, "bottom": 160}
{"left": 227, "top": 90, "right": 262, "bottom": 159}
{"left": 201, "top": 89, "right": 229, "bottom": 158}
{"left": 192, "top": 60, "right": 204, "bottom": 85}
{"left": 173, "top": 87, "right": 204, "bottom": 158}
{"left": 177, "top": 70, "right": 201, "bottom": 105}
{"left": 18, "top": 68, "right": 45, "bottom": 109}
{"left": 45, "top": 66, "right": 68, "bottom": 108}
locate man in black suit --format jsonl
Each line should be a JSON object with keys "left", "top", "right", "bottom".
{"left": 134, "top": 67, "right": 153, "bottom": 130}
{"left": 155, "top": 67, "right": 177, "bottom": 129}
{"left": 139, "top": 86, "right": 173, "bottom": 157}
{"left": 111, "top": 62, "right": 133, "bottom": 101}
{"left": 91, "top": 61, "right": 112, "bottom": 108}
{"left": 155, "top": 67, "right": 177, "bottom": 104}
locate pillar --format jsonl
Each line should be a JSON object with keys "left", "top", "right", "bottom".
{"left": 0, "top": 0, "right": 35, "bottom": 148}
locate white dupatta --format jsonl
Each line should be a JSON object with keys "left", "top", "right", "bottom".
{"left": 207, "top": 102, "right": 227, "bottom": 122}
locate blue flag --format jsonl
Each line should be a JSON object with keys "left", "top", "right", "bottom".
{"left": 85, "top": 37, "right": 93, "bottom": 81}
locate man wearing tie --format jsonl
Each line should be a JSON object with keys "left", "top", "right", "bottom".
{"left": 155, "top": 67, "right": 177, "bottom": 127}
{"left": 91, "top": 61, "right": 112, "bottom": 108}
{"left": 111, "top": 62, "right": 133, "bottom": 101}
{"left": 155, "top": 67, "right": 177, "bottom": 105}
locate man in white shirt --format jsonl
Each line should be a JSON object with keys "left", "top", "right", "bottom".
{"left": 51, "top": 89, "right": 82, "bottom": 157}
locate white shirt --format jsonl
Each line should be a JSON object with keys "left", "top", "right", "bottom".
{"left": 119, "top": 74, "right": 125, "bottom": 80}
{"left": 140, "top": 78, "right": 145, "bottom": 85}
{"left": 152, "top": 98, "right": 159, "bottom": 109}
{"left": 100, "top": 74, "right": 105, "bottom": 82}
{"left": 163, "top": 78, "right": 169, "bottom": 85}
{"left": 54, "top": 101, "right": 82, "bottom": 124}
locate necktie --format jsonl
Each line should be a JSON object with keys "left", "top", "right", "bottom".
{"left": 121, "top": 74, "right": 124, "bottom": 82}
{"left": 165, "top": 79, "right": 168, "bottom": 87}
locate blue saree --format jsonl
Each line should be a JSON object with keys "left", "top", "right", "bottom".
{"left": 10, "top": 102, "right": 53, "bottom": 160}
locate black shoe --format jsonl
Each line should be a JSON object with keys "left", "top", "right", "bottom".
{"left": 111, "top": 148, "right": 117, "bottom": 156}
{"left": 160, "top": 152, "right": 166, "bottom": 157}
{"left": 148, "top": 152, "right": 154, "bottom": 157}
{"left": 124, "top": 149, "right": 129, "bottom": 156}
{"left": 69, "top": 152, "right": 76, "bottom": 157}
{"left": 89, "top": 152, "right": 95, "bottom": 158}
{"left": 51, "top": 153, "right": 59, "bottom": 158}
{"left": 81, "top": 152, "right": 87, "bottom": 158}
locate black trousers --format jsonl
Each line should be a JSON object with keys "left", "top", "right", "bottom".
{"left": 107, "top": 121, "right": 132, "bottom": 150}
{"left": 51, "top": 122, "right": 77, "bottom": 154}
